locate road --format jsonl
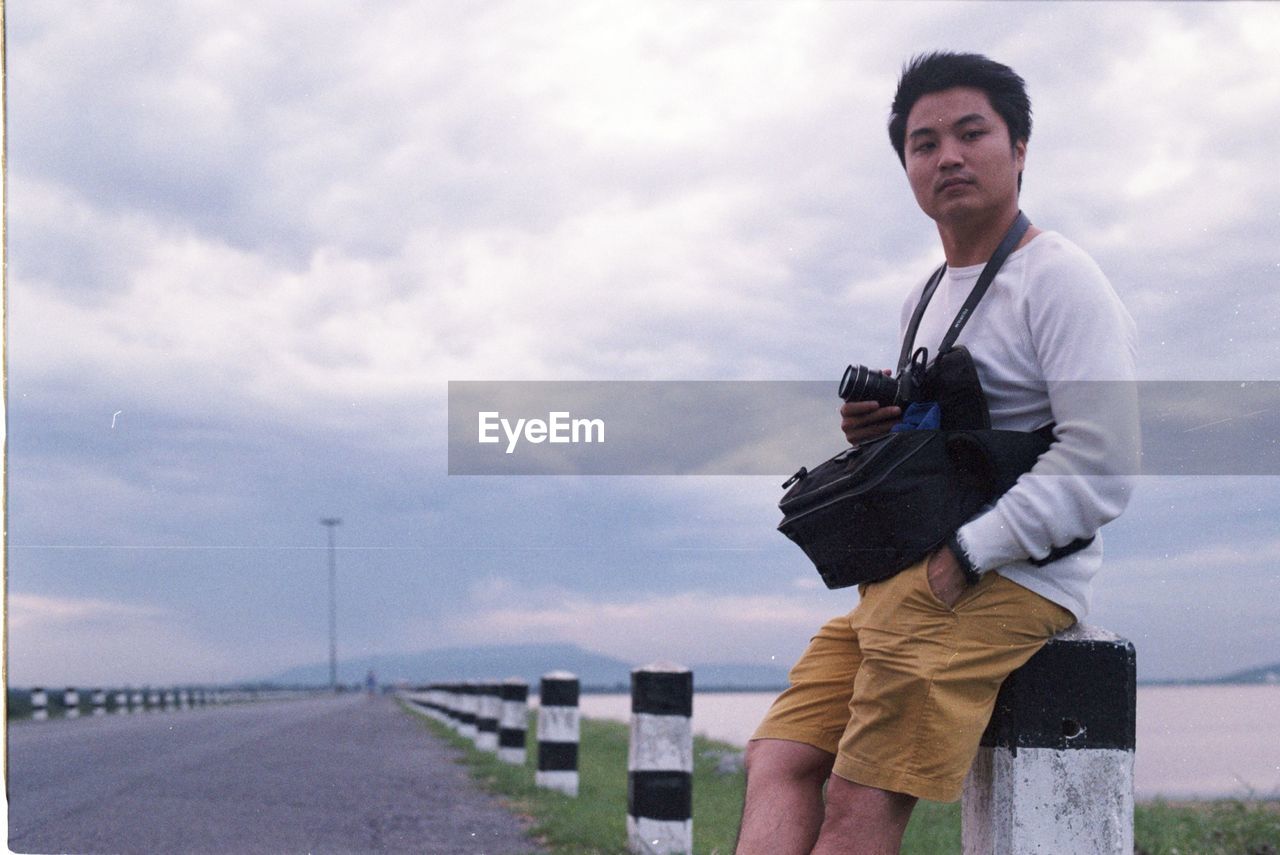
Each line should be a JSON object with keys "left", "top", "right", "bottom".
{"left": 6, "top": 694, "right": 544, "bottom": 854}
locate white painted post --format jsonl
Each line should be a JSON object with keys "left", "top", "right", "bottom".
{"left": 131, "top": 688, "right": 144, "bottom": 713}
{"left": 536, "top": 672, "right": 580, "bottom": 797}
{"left": 31, "top": 688, "right": 48, "bottom": 722}
{"left": 498, "top": 679, "right": 529, "bottom": 765}
{"left": 164, "top": 689, "right": 176, "bottom": 711}
{"left": 429, "top": 684, "right": 448, "bottom": 724}
{"left": 179, "top": 689, "right": 191, "bottom": 711}
{"left": 91, "top": 689, "right": 107, "bottom": 716}
{"left": 64, "top": 687, "right": 80, "bottom": 719}
{"left": 445, "top": 686, "right": 460, "bottom": 732}
{"left": 627, "top": 663, "right": 693, "bottom": 855}
{"left": 459, "top": 682, "right": 480, "bottom": 741}
{"left": 114, "top": 689, "right": 129, "bottom": 714}
{"left": 962, "top": 624, "right": 1136, "bottom": 854}
{"left": 476, "top": 682, "right": 501, "bottom": 752}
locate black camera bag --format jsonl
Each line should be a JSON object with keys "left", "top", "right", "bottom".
{"left": 777, "top": 212, "right": 1090, "bottom": 588}
{"left": 777, "top": 427, "right": 1052, "bottom": 588}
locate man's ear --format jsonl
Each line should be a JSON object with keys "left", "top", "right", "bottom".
{"left": 1014, "top": 139, "right": 1027, "bottom": 171}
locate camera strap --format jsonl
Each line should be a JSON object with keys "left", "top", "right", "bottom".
{"left": 897, "top": 210, "right": 1031, "bottom": 372}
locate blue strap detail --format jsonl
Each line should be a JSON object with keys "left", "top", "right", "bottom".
{"left": 891, "top": 402, "right": 942, "bottom": 432}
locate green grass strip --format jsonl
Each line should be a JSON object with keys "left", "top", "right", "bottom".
{"left": 400, "top": 702, "right": 1278, "bottom": 854}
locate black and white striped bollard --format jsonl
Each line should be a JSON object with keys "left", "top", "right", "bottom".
{"left": 64, "top": 687, "right": 80, "bottom": 719}
{"left": 498, "top": 678, "right": 529, "bottom": 765}
{"left": 31, "top": 688, "right": 48, "bottom": 722}
{"left": 476, "top": 682, "right": 501, "bottom": 752}
{"left": 92, "top": 688, "right": 107, "bottom": 716}
{"left": 460, "top": 682, "right": 479, "bottom": 741}
{"left": 536, "top": 671, "right": 580, "bottom": 797}
{"left": 440, "top": 684, "right": 457, "bottom": 730}
{"left": 962, "top": 624, "right": 1136, "bottom": 854}
{"left": 628, "top": 663, "right": 693, "bottom": 855}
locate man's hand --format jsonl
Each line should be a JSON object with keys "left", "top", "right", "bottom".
{"left": 926, "top": 546, "right": 968, "bottom": 608}
{"left": 839, "top": 369, "right": 901, "bottom": 445}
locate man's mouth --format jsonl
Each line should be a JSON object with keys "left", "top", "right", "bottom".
{"left": 937, "top": 177, "right": 973, "bottom": 192}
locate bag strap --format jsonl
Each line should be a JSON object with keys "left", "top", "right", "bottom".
{"left": 898, "top": 210, "right": 1031, "bottom": 372}
{"left": 897, "top": 264, "right": 946, "bottom": 373}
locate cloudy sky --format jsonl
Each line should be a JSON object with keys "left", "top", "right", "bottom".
{"left": 6, "top": 1, "right": 1280, "bottom": 687}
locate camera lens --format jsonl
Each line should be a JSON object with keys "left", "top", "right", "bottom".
{"left": 839, "top": 364, "right": 900, "bottom": 405}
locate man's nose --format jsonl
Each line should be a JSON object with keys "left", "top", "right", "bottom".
{"left": 938, "top": 137, "right": 963, "bottom": 168}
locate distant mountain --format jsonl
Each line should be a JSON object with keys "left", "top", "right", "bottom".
{"left": 267, "top": 643, "right": 790, "bottom": 691}
{"left": 1140, "top": 662, "right": 1280, "bottom": 686}
{"left": 1209, "top": 662, "right": 1280, "bottom": 685}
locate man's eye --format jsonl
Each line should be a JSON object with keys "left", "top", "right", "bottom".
{"left": 964, "top": 130, "right": 985, "bottom": 140}
{"left": 914, "top": 142, "right": 935, "bottom": 153}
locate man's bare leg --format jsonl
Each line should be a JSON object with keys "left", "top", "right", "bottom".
{"left": 736, "top": 739, "right": 835, "bottom": 855}
{"left": 810, "top": 774, "right": 917, "bottom": 855}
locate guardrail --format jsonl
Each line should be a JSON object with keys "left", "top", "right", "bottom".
{"left": 8, "top": 685, "right": 336, "bottom": 721}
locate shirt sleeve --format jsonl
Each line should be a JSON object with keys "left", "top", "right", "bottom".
{"left": 956, "top": 241, "right": 1141, "bottom": 573}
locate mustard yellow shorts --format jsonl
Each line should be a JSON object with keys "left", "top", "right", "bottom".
{"left": 751, "top": 559, "right": 1075, "bottom": 802}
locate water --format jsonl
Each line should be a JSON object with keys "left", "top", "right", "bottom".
{"left": 577, "top": 684, "right": 1280, "bottom": 801}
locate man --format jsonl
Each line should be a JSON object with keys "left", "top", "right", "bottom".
{"left": 736, "top": 53, "right": 1139, "bottom": 854}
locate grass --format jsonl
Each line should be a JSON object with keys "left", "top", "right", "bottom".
{"left": 400, "top": 703, "right": 1279, "bottom": 854}
{"left": 403, "top": 705, "right": 742, "bottom": 853}
{"left": 1135, "top": 799, "right": 1280, "bottom": 855}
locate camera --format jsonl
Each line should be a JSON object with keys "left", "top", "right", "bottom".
{"left": 839, "top": 347, "right": 929, "bottom": 406}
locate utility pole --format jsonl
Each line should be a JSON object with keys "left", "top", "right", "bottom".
{"left": 320, "top": 518, "right": 342, "bottom": 691}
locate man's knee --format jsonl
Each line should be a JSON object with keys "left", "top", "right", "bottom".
{"left": 745, "top": 738, "right": 834, "bottom": 787}
{"left": 821, "top": 773, "right": 917, "bottom": 827}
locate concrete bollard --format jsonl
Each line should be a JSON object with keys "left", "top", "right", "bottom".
{"left": 164, "top": 689, "right": 176, "bottom": 712}
{"left": 115, "top": 689, "right": 129, "bottom": 714}
{"left": 92, "top": 689, "right": 107, "bottom": 716}
{"left": 498, "top": 678, "right": 530, "bottom": 766}
{"left": 962, "top": 624, "right": 1136, "bottom": 854}
{"left": 64, "top": 687, "right": 81, "bottom": 719}
{"left": 179, "top": 689, "right": 191, "bottom": 711}
{"left": 420, "top": 684, "right": 440, "bottom": 723}
{"left": 460, "top": 682, "right": 479, "bottom": 741}
{"left": 148, "top": 688, "right": 161, "bottom": 712}
{"left": 476, "top": 682, "right": 502, "bottom": 752}
{"left": 536, "top": 672, "right": 580, "bottom": 797}
{"left": 438, "top": 684, "right": 455, "bottom": 729}
{"left": 131, "top": 688, "right": 144, "bottom": 713}
{"left": 31, "top": 688, "right": 48, "bottom": 721}
{"left": 455, "top": 683, "right": 468, "bottom": 731}
{"left": 429, "top": 684, "right": 449, "bottom": 724}
{"left": 627, "top": 663, "right": 693, "bottom": 855}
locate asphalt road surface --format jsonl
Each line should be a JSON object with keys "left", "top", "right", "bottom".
{"left": 6, "top": 694, "right": 545, "bottom": 854}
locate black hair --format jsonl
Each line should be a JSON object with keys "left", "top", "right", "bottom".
{"left": 888, "top": 52, "right": 1032, "bottom": 168}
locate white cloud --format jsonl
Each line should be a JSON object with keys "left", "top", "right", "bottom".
{"left": 6, "top": 593, "right": 238, "bottom": 685}
{"left": 431, "top": 583, "right": 844, "bottom": 666}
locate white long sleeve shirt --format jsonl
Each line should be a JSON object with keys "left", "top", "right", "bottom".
{"left": 900, "top": 230, "right": 1139, "bottom": 620}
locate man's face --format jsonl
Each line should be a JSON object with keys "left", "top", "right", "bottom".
{"left": 903, "top": 86, "right": 1025, "bottom": 227}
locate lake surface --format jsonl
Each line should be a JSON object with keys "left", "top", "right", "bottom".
{"left": 576, "top": 684, "right": 1280, "bottom": 801}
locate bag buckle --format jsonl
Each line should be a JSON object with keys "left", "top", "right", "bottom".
{"left": 781, "top": 467, "right": 808, "bottom": 490}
